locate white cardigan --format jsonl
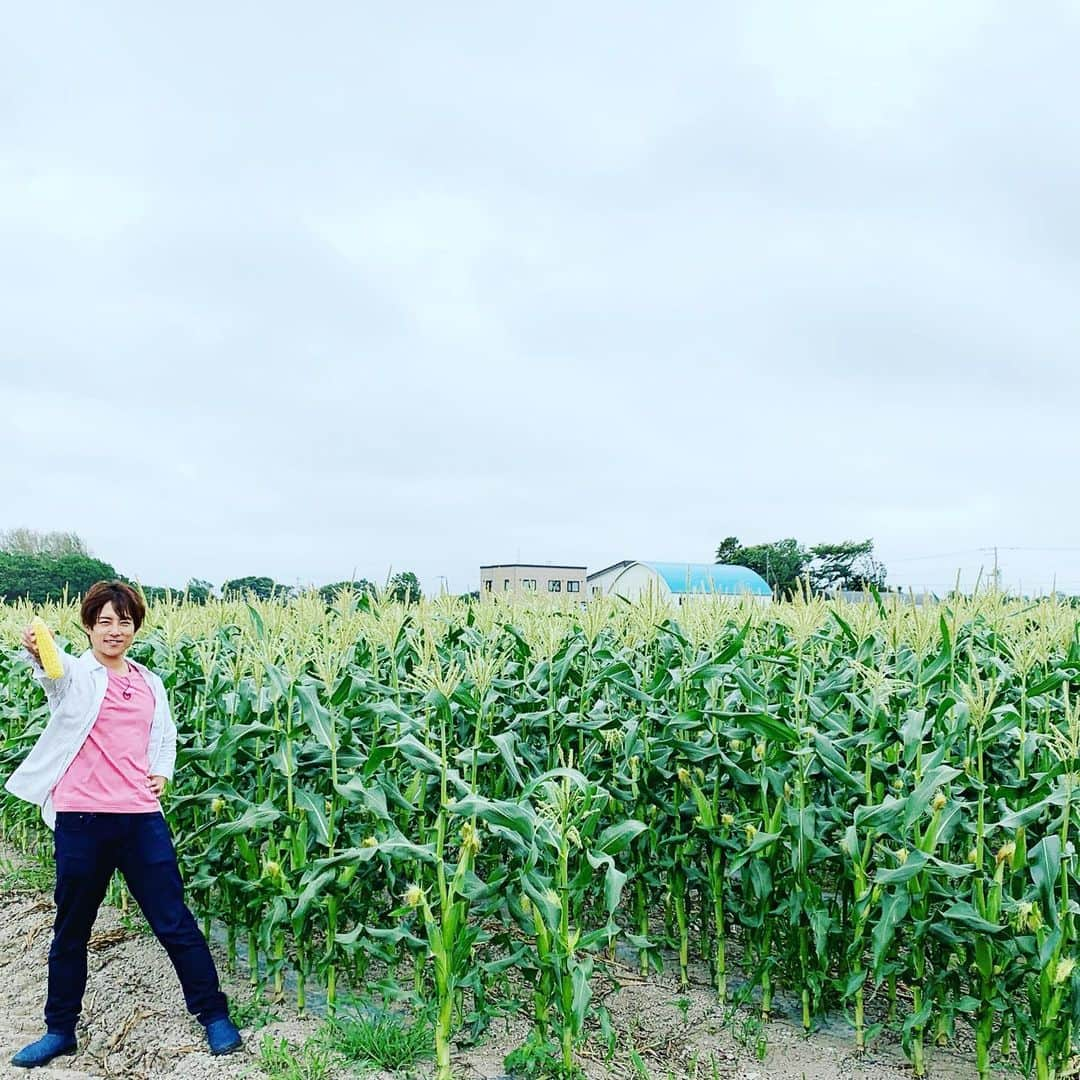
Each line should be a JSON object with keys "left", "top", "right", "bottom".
{"left": 4, "top": 648, "right": 178, "bottom": 829}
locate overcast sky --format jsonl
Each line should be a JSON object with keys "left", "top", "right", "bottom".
{"left": 4, "top": 2, "right": 1080, "bottom": 596}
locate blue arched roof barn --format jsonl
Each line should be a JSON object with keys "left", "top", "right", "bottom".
{"left": 587, "top": 560, "right": 772, "bottom": 602}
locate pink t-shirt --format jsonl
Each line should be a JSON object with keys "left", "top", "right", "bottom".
{"left": 52, "top": 664, "right": 161, "bottom": 813}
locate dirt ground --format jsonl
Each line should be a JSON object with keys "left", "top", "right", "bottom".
{"left": 0, "top": 843, "right": 988, "bottom": 1080}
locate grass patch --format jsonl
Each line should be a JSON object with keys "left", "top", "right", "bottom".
{"left": 257, "top": 1033, "right": 334, "bottom": 1080}
{"left": 0, "top": 856, "right": 53, "bottom": 892}
{"left": 117, "top": 910, "right": 156, "bottom": 936}
{"left": 319, "top": 1009, "right": 433, "bottom": 1071}
{"left": 504, "top": 1031, "right": 584, "bottom": 1079}
{"left": 230, "top": 990, "right": 281, "bottom": 1031}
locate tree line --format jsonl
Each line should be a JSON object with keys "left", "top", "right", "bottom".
{"left": 0, "top": 531, "right": 422, "bottom": 605}
{"left": 715, "top": 536, "right": 887, "bottom": 596}
{"left": 1, "top": 527, "right": 892, "bottom": 607}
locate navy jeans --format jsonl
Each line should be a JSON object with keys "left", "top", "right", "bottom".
{"left": 47, "top": 811, "right": 228, "bottom": 1037}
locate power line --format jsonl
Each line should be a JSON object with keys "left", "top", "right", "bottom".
{"left": 887, "top": 548, "right": 985, "bottom": 563}
{"left": 888, "top": 545, "right": 1080, "bottom": 563}
{"left": 995, "top": 546, "right": 1080, "bottom": 553}
{"left": 889, "top": 581, "right": 1080, "bottom": 587}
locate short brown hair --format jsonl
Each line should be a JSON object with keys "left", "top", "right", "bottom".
{"left": 81, "top": 581, "right": 147, "bottom": 632}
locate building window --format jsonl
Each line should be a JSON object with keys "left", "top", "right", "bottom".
{"left": 484, "top": 579, "right": 492, "bottom": 592}
{"left": 504, "top": 579, "right": 510, "bottom": 590}
{"left": 591, "top": 586, "right": 601, "bottom": 596}
{"left": 522, "top": 579, "right": 536, "bottom": 590}
{"left": 548, "top": 580, "right": 562, "bottom": 592}
{"left": 567, "top": 580, "right": 580, "bottom": 593}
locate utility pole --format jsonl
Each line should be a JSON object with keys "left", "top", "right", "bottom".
{"left": 979, "top": 545, "right": 1003, "bottom": 593}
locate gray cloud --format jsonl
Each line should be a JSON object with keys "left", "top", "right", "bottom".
{"left": 4, "top": 2, "right": 1080, "bottom": 595}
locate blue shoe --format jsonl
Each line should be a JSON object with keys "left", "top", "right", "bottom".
{"left": 204, "top": 1017, "right": 242, "bottom": 1056}
{"left": 11, "top": 1032, "right": 77, "bottom": 1068}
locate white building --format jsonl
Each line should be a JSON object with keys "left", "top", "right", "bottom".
{"left": 587, "top": 560, "right": 772, "bottom": 604}
{"left": 480, "top": 563, "right": 587, "bottom": 599}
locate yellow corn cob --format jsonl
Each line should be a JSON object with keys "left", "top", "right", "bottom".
{"left": 31, "top": 617, "right": 64, "bottom": 679}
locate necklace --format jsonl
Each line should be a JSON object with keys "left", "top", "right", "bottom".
{"left": 116, "top": 666, "right": 135, "bottom": 701}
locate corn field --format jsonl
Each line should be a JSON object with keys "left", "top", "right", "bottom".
{"left": 2, "top": 589, "right": 1080, "bottom": 1079}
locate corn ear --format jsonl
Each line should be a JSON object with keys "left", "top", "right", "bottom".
{"left": 31, "top": 616, "right": 64, "bottom": 679}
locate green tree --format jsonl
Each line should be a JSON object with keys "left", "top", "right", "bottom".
{"left": 0, "top": 553, "right": 120, "bottom": 603}
{"left": 138, "top": 585, "right": 174, "bottom": 604}
{"left": 715, "top": 536, "right": 743, "bottom": 565}
{"left": 808, "top": 540, "right": 887, "bottom": 593}
{"left": 318, "top": 579, "right": 376, "bottom": 604}
{"left": 388, "top": 571, "right": 422, "bottom": 604}
{"left": 716, "top": 536, "right": 888, "bottom": 596}
{"left": 185, "top": 579, "right": 215, "bottom": 604}
{"left": 0, "top": 528, "right": 89, "bottom": 556}
{"left": 222, "top": 576, "right": 291, "bottom": 600}
{"left": 716, "top": 537, "right": 809, "bottom": 596}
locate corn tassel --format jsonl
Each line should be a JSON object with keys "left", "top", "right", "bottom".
{"left": 31, "top": 617, "right": 64, "bottom": 679}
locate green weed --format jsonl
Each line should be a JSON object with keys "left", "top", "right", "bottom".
{"left": 230, "top": 991, "right": 281, "bottom": 1031}
{"left": 318, "top": 1010, "right": 432, "bottom": 1071}
{"left": 257, "top": 1034, "right": 333, "bottom": 1080}
{"left": 504, "top": 1030, "right": 584, "bottom": 1079}
{"left": 0, "top": 857, "right": 53, "bottom": 892}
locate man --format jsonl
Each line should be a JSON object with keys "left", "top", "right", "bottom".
{"left": 5, "top": 581, "right": 242, "bottom": 1067}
